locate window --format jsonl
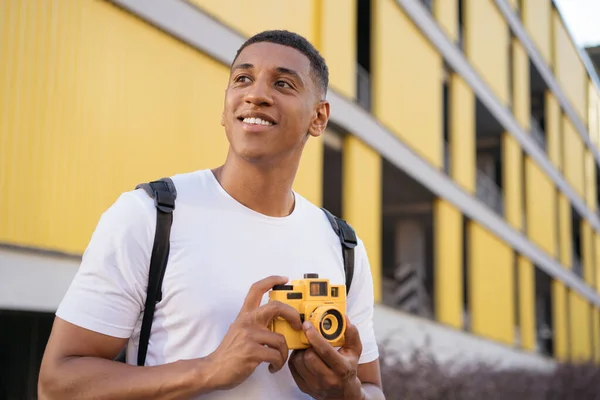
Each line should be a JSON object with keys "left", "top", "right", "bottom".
{"left": 356, "top": 0, "right": 371, "bottom": 111}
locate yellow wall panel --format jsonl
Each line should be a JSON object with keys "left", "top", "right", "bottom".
{"left": 294, "top": 137, "right": 323, "bottom": 207}
{"left": 545, "top": 91, "right": 562, "bottom": 171}
{"left": 590, "top": 82, "right": 599, "bottom": 148}
{"left": 372, "top": 0, "right": 443, "bottom": 167}
{"left": 581, "top": 221, "right": 594, "bottom": 286}
{"left": 552, "top": 281, "right": 569, "bottom": 361}
{"left": 434, "top": 0, "right": 458, "bottom": 41}
{"left": 563, "top": 116, "right": 585, "bottom": 198}
{"left": 465, "top": 0, "right": 509, "bottom": 106}
{"left": 569, "top": 291, "right": 592, "bottom": 362}
{"left": 512, "top": 39, "right": 530, "bottom": 130}
{"left": 585, "top": 150, "right": 597, "bottom": 212}
{"left": 552, "top": 10, "right": 588, "bottom": 123}
{"left": 596, "top": 233, "right": 600, "bottom": 290}
{"left": 342, "top": 136, "right": 382, "bottom": 302}
{"left": 320, "top": 0, "right": 357, "bottom": 98}
{"left": 0, "top": 0, "right": 231, "bottom": 254}
{"left": 188, "top": 0, "right": 315, "bottom": 43}
{"left": 558, "top": 193, "right": 572, "bottom": 268}
{"left": 434, "top": 199, "right": 463, "bottom": 328}
{"left": 503, "top": 134, "right": 523, "bottom": 231}
{"left": 594, "top": 308, "right": 600, "bottom": 363}
{"left": 468, "top": 222, "right": 514, "bottom": 345}
{"left": 518, "top": 256, "right": 536, "bottom": 351}
{"left": 522, "top": 0, "right": 551, "bottom": 65}
{"left": 525, "top": 158, "right": 557, "bottom": 256}
{"left": 450, "top": 74, "right": 476, "bottom": 193}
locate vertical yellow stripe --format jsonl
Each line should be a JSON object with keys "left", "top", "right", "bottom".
{"left": 468, "top": 222, "right": 515, "bottom": 345}
{"left": 518, "top": 256, "right": 536, "bottom": 351}
{"left": 569, "top": 291, "right": 592, "bottom": 362}
{"left": 434, "top": 0, "right": 458, "bottom": 41}
{"left": 585, "top": 151, "right": 597, "bottom": 212}
{"left": 342, "top": 135, "right": 382, "bottom": 302}
{"left": 311, "top": 0, "right": 322, "bottom": 51}
{"left": 545, "top": 91, "right": 562, "bottom": 172}
{"left": 558, "top": 194, "right": 572, "bottom": 268}
{"left": 581, "top": 221, "right": 594, "bottom": 286}
{"left": 434, "top": 199, "right": 463, "bottom": 328}
{"left": 512, "top": 38, "right": 530, "bottom": 130}
{"left": 503, "top": 134, "right": 523, "bottom": 231}
{"left": 596, "top": 233, "right": 600, "bottom": 291}
{"left": 552, "top": 281, "right": 569, "bottom": 361}
{"left": 592, "top": 307, "right": 600, "bottom": 364}
{"left": 450, "top": 74, "right": 476, "bottom": 194}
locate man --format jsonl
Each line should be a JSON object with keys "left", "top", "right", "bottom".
{"left": 38, "top": 30, "right": 384, "bottom": 400}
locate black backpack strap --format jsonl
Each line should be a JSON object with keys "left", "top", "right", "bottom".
{"left": 321, "top": 208, "right": 358, "bottom": 295}
{"left": 134, "top": 177, "right": 177, "bottom": 366}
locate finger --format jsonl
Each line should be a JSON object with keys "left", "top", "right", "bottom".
{"left": 302, "top": 321, "right": 348, "bottom": 372}
{"left": 251, "top": 329, "right": 289, "bottom": 371}
{"left": 303, "top": 347, "right": 337, "bottom": 380}
{"left": 340, "top": 316, "right": 363, "bottom": 357}
{"left": 241, "top": 276, "right": 289, "bottom": 312}
{"left": 253, "top": 344, "right": 286, "bottom": 374}
{"left": 255, "top": 301, "right": 303, "bottom": 330}
{"left": 289, "top": 349, "right": 317, "bottom": 383}
{"left": 288, "top": 353, "right": 311, "bottom": 393}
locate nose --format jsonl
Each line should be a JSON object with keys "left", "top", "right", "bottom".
{"left": 244, "top": 78, "right": 274, "bottom": 107}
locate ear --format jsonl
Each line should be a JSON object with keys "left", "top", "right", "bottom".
{"left": 308, "top": 100, "right": 330, "bottom": 138}
{"left": 221, "top": 112, "right": 225, "bottom": 127}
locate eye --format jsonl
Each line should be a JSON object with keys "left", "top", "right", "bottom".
{"left": 235, "top": 75, "right": 251, "bottom": 83}
{"left": 275, "top": 80, "right": 292, "bottom": 89}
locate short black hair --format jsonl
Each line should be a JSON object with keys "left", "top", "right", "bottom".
{"left": 232, "top": 30, "right": 329, "bottom": 97}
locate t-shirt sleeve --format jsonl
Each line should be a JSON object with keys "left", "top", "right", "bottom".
{"left": 346, "top": 238, "right": 380, "bottom": 365}
{"left": 55, "top": 190, "right": 154, "bottom": 338}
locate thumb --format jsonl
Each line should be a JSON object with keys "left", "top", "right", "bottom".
{"left": 341, "top": 316, "right": 362, "bottom": 356}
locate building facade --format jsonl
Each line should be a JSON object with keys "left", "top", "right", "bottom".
{"left": 1, "top": 0, "right": 600, "bottom": 397}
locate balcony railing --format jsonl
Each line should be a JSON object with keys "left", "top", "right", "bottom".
{"left": 382, "top": 260, "right": 433, "bottom": 318}
{"left": 356, "top": 63, "right": 371, "bottom": 111}
{"left": 444, "top": 141, "right": 451, "bottom": 174}
{"left": 530, "top": 116, "right": 547, "bottom": 151}
{"left": 572, "top": 255, "right": 583, "bottom": 277}
{"left": 476, "top": 169, "right": 504, "bottom": 216}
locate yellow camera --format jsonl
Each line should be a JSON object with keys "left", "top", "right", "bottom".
{"left": 268, "top": 273, "right": 346, "bottom": 350}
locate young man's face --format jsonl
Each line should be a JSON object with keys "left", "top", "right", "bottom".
{"left": 221, "top": 42, "right": 329, "bottom": 165}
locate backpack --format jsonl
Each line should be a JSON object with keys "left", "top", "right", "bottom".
{"left": 118, "top": 177, "right": 358, "bottom": 366}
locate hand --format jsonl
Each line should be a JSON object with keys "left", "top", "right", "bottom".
{"left": 288, "top": 316, "right": 365, "bottom": 400}
{"left": 205, "top": 276, "right": 303, "bottom": 390}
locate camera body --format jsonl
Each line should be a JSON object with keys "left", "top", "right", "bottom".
{"left": 268, "top": 273, "right": 346, "bottom": 350}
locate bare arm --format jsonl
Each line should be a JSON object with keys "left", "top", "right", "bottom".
{"left": 38, "top": 317, "right": 216, "bottom": 400}
{"left": 357, "top": 360, "right": 385, "bottom": 400}
{"left": 38, "top": 275, "right": 303, "bottom": 400}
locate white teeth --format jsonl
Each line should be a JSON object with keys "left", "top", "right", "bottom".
{"left": 243, "top": 117, "right": 273, "bottom": 126}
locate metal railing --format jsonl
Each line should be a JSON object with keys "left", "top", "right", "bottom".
{"left": 530, "top": 116, "right": 547, "bottom": 151}
{"left": 356, "top": 63, "right": 371, "bottom": 111}
{"left": 572, "top": 255, "right": 583, "bottom": 277}
{"left": 476, "top": 169, "right": 504, "bottom": 216}
{"left": 382, "top": 260, "right": 433, "bottom": 318}
{"left": 444, "top": 141, "right": 451, "bottom": 174}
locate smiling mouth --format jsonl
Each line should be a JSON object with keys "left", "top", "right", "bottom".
{"left": 238, "top": 117, "right": 276, "bottom": 126}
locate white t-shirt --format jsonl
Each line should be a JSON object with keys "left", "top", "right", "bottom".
{"left": 56, "top": 169, "right": 379, "bottom": 399}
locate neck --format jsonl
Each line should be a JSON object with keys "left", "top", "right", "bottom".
{"left": 212, "top": 151, "right": 299, "bottom": 217}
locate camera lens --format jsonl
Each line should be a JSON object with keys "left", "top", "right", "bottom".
{"left": 319, "top": 310, "right": 344, "bottom": 340}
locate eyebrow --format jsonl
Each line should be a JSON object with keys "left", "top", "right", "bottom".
{"left": 231, "top": 63, "right": 305, "bottom": 86}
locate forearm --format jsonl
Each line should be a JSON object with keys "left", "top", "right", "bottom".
{"left": 39, "top": 356, "right": 216, "bottom": 400}
{"left": 360, "top": 383, "right": 386, "bottom": 400}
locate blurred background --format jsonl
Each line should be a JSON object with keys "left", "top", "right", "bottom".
{"left": 1, "top": 0, "right": 600, "bottom": 398}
